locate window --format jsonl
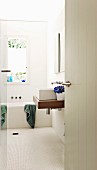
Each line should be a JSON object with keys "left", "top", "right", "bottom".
{"left": 7, "top": 37, "right": 27, "bottom": 83}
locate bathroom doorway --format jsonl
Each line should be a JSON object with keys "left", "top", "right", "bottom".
{"left": 0, "top": 0, "right": 65, "bottom": 168}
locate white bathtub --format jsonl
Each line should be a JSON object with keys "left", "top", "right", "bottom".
{"left": 4, "top": 102, "right": 52, "bottom": 129}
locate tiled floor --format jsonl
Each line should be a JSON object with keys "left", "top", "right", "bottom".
{"left": 6, "top": 128, "right": 64, "bottom": 170}
{"left": 0, "top": 129, "right": 7, "bottom": 170}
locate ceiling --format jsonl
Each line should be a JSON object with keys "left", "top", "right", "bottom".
{"left": 0, "top": 0, "right": 64, "bottom": 21}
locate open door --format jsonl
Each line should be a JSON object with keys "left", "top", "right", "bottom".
{"left": 0, "top": 20, "right": 8, "bottom": 170}
{"left": 65, "top": 0, "right": 97, "bottom": 170}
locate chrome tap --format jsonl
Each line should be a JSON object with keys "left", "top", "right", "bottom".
{"left": 51, "top": 81, "right": 63, "bottom": 85}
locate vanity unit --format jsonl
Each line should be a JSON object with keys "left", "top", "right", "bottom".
{"left": 33, "top": 96, "right": 64, "bottom": 109}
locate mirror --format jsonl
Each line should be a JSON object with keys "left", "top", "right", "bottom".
{"left": 55, "top": 7, "right": 65, "bottom": 73}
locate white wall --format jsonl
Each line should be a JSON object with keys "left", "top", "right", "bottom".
{"left": 47, "top": 1, "right": 65, "bottom": 142}
{"left": 51, "top": 109, "right": 65, "bottom": 142}
{"left": 6, "top": 21, "right": 47, "bottom": 103}
{"left": 0, "top": 21, "right": 52, "bottom": 129}
{"left": 0, "top": 21, "right": 8, "bottom": 104}
{"left": 0, "top": 0, "right": 65, "bottom": 21}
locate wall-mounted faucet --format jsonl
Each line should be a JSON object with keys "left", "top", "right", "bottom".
{"left": 51, "top": 81, "right": 63, "bottom": 85}
{"left": 51, "top": 81, "right": 71, "bottom": 87}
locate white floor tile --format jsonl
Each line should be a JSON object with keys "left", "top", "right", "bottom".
{"left": 1, "top": 128, "right": 64, "bottom": 170}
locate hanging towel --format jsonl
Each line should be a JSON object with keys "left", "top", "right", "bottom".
{"left": 24, "top": 104, "right": 36, "bottom": 128}
{"left": 1, "top": 105, "right": 7, "bottom": 126}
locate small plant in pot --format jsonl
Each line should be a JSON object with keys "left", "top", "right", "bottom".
{"left": 54, "top": 86, "right": 65, "bottom": 100}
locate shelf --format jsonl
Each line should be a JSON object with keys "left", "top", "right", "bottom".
{"left": 33, "top": 96, "right": 64, "bottom": 109}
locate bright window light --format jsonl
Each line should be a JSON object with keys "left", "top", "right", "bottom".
{"left": 7, "top": 37, "right": 27, "bottom": 83}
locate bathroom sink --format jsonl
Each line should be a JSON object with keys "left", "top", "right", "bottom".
{"left": 36, "top": 88, "right": 57, "bottom": 100}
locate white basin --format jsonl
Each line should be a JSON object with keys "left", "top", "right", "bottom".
{"left": 36, "top": 88, "right": 57, "bottom": 100}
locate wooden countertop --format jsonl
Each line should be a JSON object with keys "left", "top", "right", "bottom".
{"left": 33, "top": 96, "right": 64, "bottom": 109}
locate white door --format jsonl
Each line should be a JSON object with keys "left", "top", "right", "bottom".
{"left": 0, "top": 20, "right": 8, "bottom": 170}
{"left": 65, "top": 0, "right": 97, "bottom": 170}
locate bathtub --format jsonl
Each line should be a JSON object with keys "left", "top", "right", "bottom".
{"left": 4, "top": 102, "right": 52, "bottom": 129}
